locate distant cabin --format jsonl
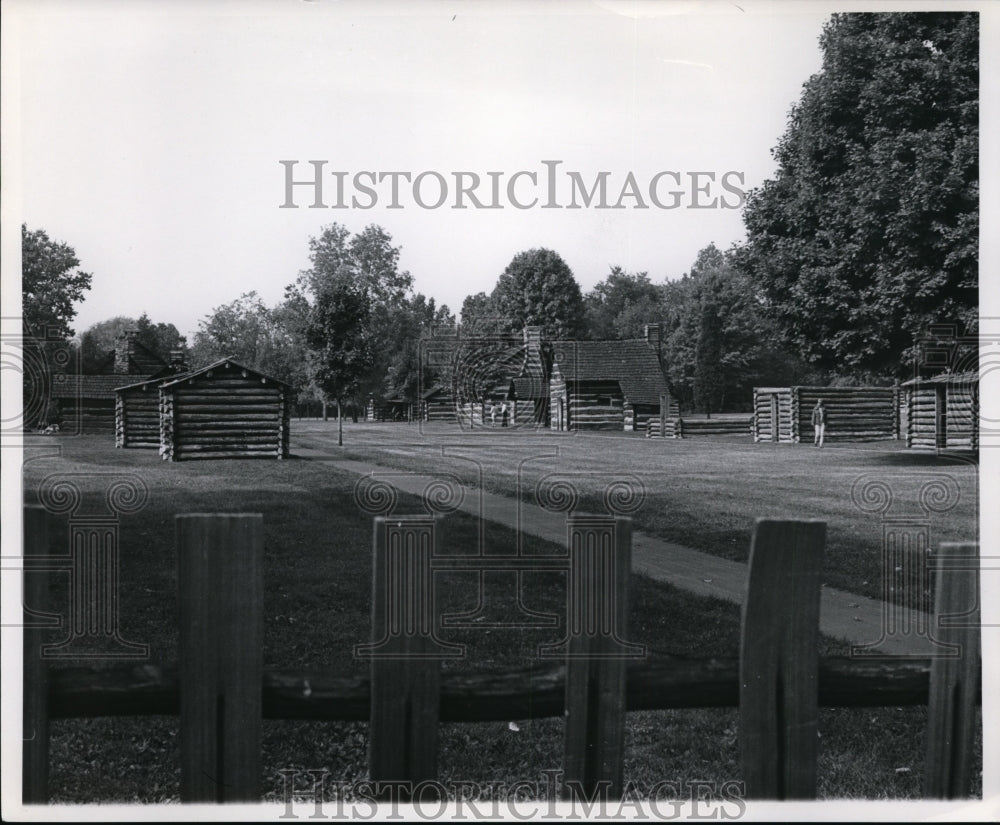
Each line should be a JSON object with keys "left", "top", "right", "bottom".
{"left": 158, "top": 358, "right": 292, "bottom": 460}
{"left": 49, "top": 330, "right": 167, "bottom": 433}
{"left": 420, "top": 384, "right": 455, "bottom": 422}
{"left": 114, "top": 350, "right": 189, "bottom": 448}
{"left": 752, "top": 386, "right": 901, "bottom": 443}
{"left": 549, "top": 327, "right": 670, "bottom": 432}
{"left": 901, "top": 372, "right": 978, "bottom": 450}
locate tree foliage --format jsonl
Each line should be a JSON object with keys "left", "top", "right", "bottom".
{"left": 739, "top": 12, "right": 978, "bottom": 375}
{"left": 584, "top": 267, "right": 663, "bottom": 340}
{"left": 22, "top": 224, "right": 92, "bottom": 341}
{"left": 79, "top": 313, "right": 185, "bottom": 372}
{"left": 662, "top": 245, "right": 819, "bottom": 411}
{"left": 490, "top": 249, "right": 587, "bottom": 340}
{"left": 190, "top": 291, "right": 305, "bottom": 388}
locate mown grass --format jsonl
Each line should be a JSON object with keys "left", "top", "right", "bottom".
{"left": 21, "top": 430, "right": 982, "bottom": 802}
{"left": 298, "top": 420, "right": 979, "bottom": 604}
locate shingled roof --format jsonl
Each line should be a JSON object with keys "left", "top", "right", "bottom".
{"left": 158, "top": 357, "right": 292, "bottom": 390}
{"left": 551, "top": 339, "right": 669, "bottom": 405}
{"left": 50, "top": 374, "right": 135, "bottom": 400}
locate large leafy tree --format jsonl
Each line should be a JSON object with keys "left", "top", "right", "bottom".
{"left": 22, "top": 224, "right": 92, "bottom": 341}
{"left": 305, "top": 268, "right": 376, "bottom": 443}
{"left": 190, "top": 292, "right": 306, "bottom": 389}
{"left": 585, "top": 267, "right": 663, "bottom": 339}
{"left": 740, "top": 12, "right": 978, "bottom": 375}
{"left": 291, "top": 223, "right": 416, "bottom": 409}
{"left": 663, "top": 245, "right": 818, "bottom": 412}
{"left": 490, "top": 248, "right": 587, "bottom": 340}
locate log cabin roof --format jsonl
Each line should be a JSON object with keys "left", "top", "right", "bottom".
{"left": 551, "top": 339, "right": 669, "bottom": 404}
{"left": 900, "top": 371, "right": 979, "bottom": 387}
{"left": 421, "top": 384, "right": 452, "bottom": 400}
{"left": 50, "top": 373, "right": 137, "bottom": 399}
{"left": 158, "top": 357, "right": 292, "bottom": 390}
{"left": 114, "top": 362, "right": 193, "bottom": 393}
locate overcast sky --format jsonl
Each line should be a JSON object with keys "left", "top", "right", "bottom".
{"left": 2, "top": 0, "right": 995, "bottom": 343}
{"left": 2, "top": 0, "right": 842, "bottom": 340}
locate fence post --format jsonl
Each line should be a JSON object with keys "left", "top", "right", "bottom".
{"left": 363, "top": 516, "right": 442, "bottom": 793}
{"left": 177, "top": 514, "right": 263, "bottom": 802}
{"left": 562, "top": 516, "right": 640, "bottom": 800}
{"left": 925, "top": 542, "right": 980, "bottom": 798}
{"left": 23, "top": 505, "right": 51, "bottom": 804}
{"left": 739, "top": 518, "right": 825, "bottom": 799}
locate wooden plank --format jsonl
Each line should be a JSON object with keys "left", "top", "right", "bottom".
{"left": 739, "top": 518, "right": 825, "bottom": 799}
{"left": 45, "top": 656, "right": 976, "bottom": 722}
{"left": 177, "top": 514, "right": 263, "bottom": 802}
{"left": 23, "top": 506, "right": 51, "bottom": 804}
{"left": 925, "top": 542, "right": 980, "bottom": 798}
{"left": 367, "top": 517, "right": 441, "bottom": 794}
{"left": 562, "top": 516, "right": 636, "bottom": 800}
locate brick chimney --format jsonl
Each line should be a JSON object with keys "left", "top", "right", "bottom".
{"left": 114, "top": 330, "right": 137, "bottom": 374}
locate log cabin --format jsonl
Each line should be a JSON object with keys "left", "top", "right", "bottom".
{"left": 48, "top": 330, "right": 167, "bottom": 433}
{"left": 549, "top": 326, "right": 671, "bottom": 432}
{"left": 114, "top": 350, "right": 189, "bottom": 448}
{"left": 901, "top": 371, "right": 978, "bottom": 450}
{"left": 158, "top": 357, "right": 292, "bottom": 460}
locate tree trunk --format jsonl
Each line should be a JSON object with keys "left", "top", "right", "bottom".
{"left": 322, "top": 399, "right": 328, "bottom": 422}
{"left": 337, "top": 398, "right": 343, "bottom": 447}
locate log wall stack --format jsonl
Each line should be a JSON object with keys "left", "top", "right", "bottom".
{"left": 946, "top": 384, "right": 977, "bottom": 449}
{"left": 645, "top": 419, "right": 679, "bottom": 438}
{"left": 60, "top": 399, "right": 117, "bottom": 433}
{"left": 565, "top": 381, "right": 625, "bottom": 430}
{"left": 160, "top": 363, "right": 290, "bottom": 461}
{"left": 678, "top": 417, "right": 753, "bottom": 437}
{"left": 794, "top": 387, "right": 898, "bottom": 442}
{"left": 116, "top": 385, "right": 161, "bottom": 448}
{"left": 753, "top": 388, "right": 793, "bottom": 443}
{"left": 754, "top": 386, "right": 898, "bottom": 443}
{"left": 906, "top": 383, "right": 979, "bottom": 450}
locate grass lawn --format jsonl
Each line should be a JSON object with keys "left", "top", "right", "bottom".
{"left": 295, "top": 420, "right": 979, "bottom": 605}
{"left": 19, "top": 428, "right": 982, "bottom": 802}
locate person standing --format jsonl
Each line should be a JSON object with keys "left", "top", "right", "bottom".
{"left": 489, "top": 402, "right": 497, "bottom": 427}
{"left": 501, "top": 402, "right": 509, "bottom": 428}
{"left": 811, "top": 400, "right": 826, "bottom": 447}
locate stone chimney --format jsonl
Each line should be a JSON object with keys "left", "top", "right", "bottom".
{"left": 644, "top": 323, "right": 662, "bottom": 360}
{"left": 523, "top": 326, "right": 543, "bottom": 348}
{"left": 169, "top": 348, "right": 188, "bottom": 371}
{"left": 114, "top": 330, "right": 137, "bottom": 374}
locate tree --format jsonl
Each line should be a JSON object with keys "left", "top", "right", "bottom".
{"left": 662, "top": 244, "right": 818, "bottom": 412}
{"left": 693, "top": 295, "right": 724, "bottom": 417}
{"left": 190, "top": 292, "right": 306, "bottom": 390}
{"left": 739, "top": 12, "right": 978, "bottom": 375}
{"left": 490, "top": 249, "right": 587, "bottom": 340}
{"left": 293, "top": 223, "right": 415, "bottom": 411}
{"left": 22, "top": 224, "right": 92, "bottom": 341}
{"left": 78, "top": 316, "right": 135, "bottom": 372}
{"left": 305, "top": 268, "right": 375, "bottom": 444}
{"left": 584, "top": 267, "right": 664, "bottom": 339}
{"left": 133, "top": 313, "right": 186, "bottom": 362}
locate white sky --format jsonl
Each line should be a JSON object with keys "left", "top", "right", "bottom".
{"left": 4, "top": 0, "right": 840, "bottom": 339}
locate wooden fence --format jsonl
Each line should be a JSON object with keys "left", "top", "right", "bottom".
{"left": 21, "top": 506, "right": 980, "bottom": 803}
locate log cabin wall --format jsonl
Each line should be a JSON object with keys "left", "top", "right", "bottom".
{"left": 752, "top": 388, "right": 794, "bottom": 443}
{"left": 159, "top": 361, "right": 289, "bottom": 461}
{"left": 116, "top": 385, "right": 160, "bottom": 447}
{"left": 566, "top": 380, "right": 625, "bottom": 430}
{"left": 793, "top": 387, "right": 898, "bottom": 442}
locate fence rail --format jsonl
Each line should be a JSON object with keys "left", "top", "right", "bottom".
{"left": 21, "top": 505, "right": 981, "bottom": 803}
